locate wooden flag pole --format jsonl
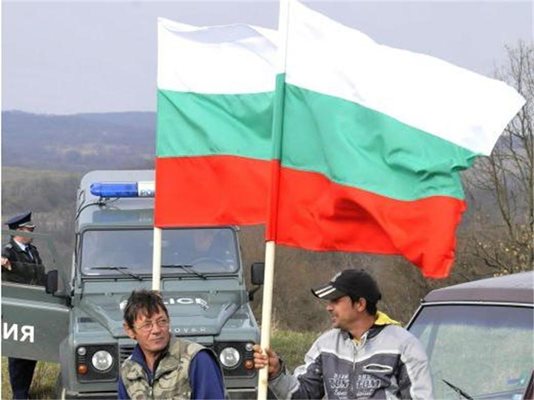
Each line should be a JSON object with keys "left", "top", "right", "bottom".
{"left": 257, "top": 1, "right": 291, "bottom": 398}
{"left": 257, "top": 240, "right": 276, "bottom": 399}
{"left": 152, "top": 227, "right": 162, "bottom": 290}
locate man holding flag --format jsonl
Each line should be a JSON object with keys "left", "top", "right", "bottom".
{"left": 253, "top": 268, "right": 433, "bottom": 399}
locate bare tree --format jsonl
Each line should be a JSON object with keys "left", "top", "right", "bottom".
{"left": 465, "top": 41, "right": 533, "bottom": 274}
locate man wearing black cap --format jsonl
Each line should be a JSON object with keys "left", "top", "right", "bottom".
{"left": 2, "top": 211, "right": 46, "bottom": 399}
{"left": 254, "top": 269, "right": 433, "bottom": 399}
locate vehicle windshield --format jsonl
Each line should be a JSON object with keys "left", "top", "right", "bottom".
{"left": 409, "top": 304, "right": 533, "bottom": 399}
{"left": 80, "top": 227, "right": 239, "bottom": 275}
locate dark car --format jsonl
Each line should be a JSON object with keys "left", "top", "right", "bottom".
{"left": 407, "top": 271, "right": 533, "bottom": 399}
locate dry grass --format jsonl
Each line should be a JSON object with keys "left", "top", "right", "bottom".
{"left": 271, "top": 329, "right": 318, "bottom": 371}
{"left": 1, "top": 358, "right": 59, "bottom": 399}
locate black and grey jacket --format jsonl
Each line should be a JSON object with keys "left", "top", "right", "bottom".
{"left": 269, "top": 317, "right": 433, "bottom": 399}
{"left": 2, "top": 239, "right": 45, "bottom": 285}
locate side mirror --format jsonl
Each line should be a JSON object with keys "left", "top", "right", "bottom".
{"left": 251, "top": 262, "right": 264, "bottom": 286}
{"left": 45, "top": 270, "right": 59, "bottom": 294}
{"left": 248, "top": 262, "right": 264, "bottom": 301}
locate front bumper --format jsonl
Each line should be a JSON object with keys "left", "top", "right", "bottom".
{"left": 227, "top": 388, "right": 257, "bottom": 399}
{"left": 60, "top": 388, "right": 117, "bottom": 400}
{"left": 61, "top": 387, "right": 258, "bottom": 400}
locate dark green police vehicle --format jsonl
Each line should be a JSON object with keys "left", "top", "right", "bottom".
{"left": 2, "top": 170, "right": 264, "bottom": 399}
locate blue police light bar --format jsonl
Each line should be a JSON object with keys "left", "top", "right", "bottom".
{"left": 90, "top": 181, "right": 155, "bottom": 198}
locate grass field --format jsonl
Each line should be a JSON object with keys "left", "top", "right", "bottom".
{"left": 1, "top": 359, "right": 60, "bottom": 399}
{"left": 1, "top": 329, "right": 318, "bottom": 399}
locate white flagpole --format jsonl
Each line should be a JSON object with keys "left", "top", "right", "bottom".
{"left": 257, "top": 0, "right": 291, "bottom": 399}
{"left": 152, "top": 227, "right": 162, "bottom": 290}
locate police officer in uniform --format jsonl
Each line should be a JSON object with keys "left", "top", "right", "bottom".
{"left": 2, "top": 211, "right": 46, "bottom": 399}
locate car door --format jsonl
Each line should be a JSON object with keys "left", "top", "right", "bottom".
{"left": 1, "top": 230, "right": 70, "bottom": 362}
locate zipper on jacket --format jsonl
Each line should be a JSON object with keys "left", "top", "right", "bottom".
{"left": 148, "top": 370, "right": 154, "bottom": 398}
{"left": 351, "top": 331, "right": 368, "bottom": 372}
{"left": 352, "top": 340, "right": 358, "bottom": 371}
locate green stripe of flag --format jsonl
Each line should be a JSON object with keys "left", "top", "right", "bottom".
{"left": 281, "top": 83, "right": 478, "bottom": 201}
{"left": 157, "top": 89, "right": 273, "bottom": 159}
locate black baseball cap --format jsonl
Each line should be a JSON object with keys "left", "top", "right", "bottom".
{"left": 312, "top": 269, "right": 382, "bottom": 303}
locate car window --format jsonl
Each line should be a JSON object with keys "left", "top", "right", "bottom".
{"left": 80, "top": 228, "right": 239, "bottom": 275}
{"left": 409, "top": 304, "right": 533, "bottom": 399}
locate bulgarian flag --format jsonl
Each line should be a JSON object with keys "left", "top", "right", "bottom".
{"left": 155, "top": 5, "right": 524, "bottom": 279}
{"left": 267, "top": 1, "right": 526, "bottom": 278}
{"left": 155, "top": 19, "right": 277, "bottom": 227}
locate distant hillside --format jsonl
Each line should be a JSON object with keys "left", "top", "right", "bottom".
{"left": 2, "top": 111, "right": 155, "bottom": 172}
{"left": 1, "top": 109, "right": 501, "bottom": 221}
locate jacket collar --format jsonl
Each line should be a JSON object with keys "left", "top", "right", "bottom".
{"left": 129, "top": 337, "right": 173, "bottom": 373}
{"left": 341, "top": 310, "right": 397, "bottom": 342}
{"left": 11, "top": 238, "right": 27, "bottom": 253}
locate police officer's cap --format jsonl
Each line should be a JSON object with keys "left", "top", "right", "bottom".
{"left": 5, "top": 211, "right": 35, "bottom": 230}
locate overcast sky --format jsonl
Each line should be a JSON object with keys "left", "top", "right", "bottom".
{"left": 2, "top": 0, "right": 533, "bottom": 115}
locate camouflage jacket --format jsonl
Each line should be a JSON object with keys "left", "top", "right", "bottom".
{"left": 119, "top": 337, "right": 225, "bottom": 400}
